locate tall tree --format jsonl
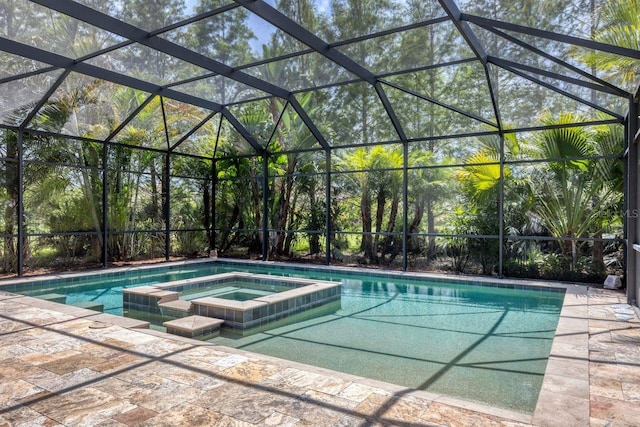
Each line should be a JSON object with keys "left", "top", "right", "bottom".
{"left": 183, "top": 0, "right": 255, "bottom": 105}
{"left": 394, "top": 0, "right": 466, "bottom": 260}
{"left": 337, "top": 145, "right": 402, "bottom": 264}
{"left": 119, "top": 0, "right": 186, "bottom": 82}
{"left": 187, "top": 0, "right": 254, "bottom": 65}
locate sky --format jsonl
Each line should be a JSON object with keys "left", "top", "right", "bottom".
{"left": 184, "top": 0, "right": 331, "bottom": 15}
{"left": 182, "top": 0, "right": 333, "bottom": 55}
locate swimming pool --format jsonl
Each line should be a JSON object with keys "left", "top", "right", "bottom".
{"left": 0, "top": 260, "right": 564, "bottom": 414}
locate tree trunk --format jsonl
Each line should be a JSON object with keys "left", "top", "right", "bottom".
{"left": 360, "top": 184, "right": 373, "bottom": 261}
{"left": 308, "top": 185, "right": 321, "bottom": 255}
{"left": 426, "top": 195, "right": 436, "bottom": 259}
{"left": 3, "top": 132, "right": 18, "bottom": 273}
{"left": 382, "top": 192, "right": 399, "bottom": 264}
{"left": 219, "top": 203, "right": 239, "bottom": 253}
{"left": 149, "top": 160, "right": 162, "bottom": 259}
{"left": 129, "top": 167, "right": 142, "bottom": 258}
{"left": 203, "top": 183, "right": 211, "bottom": 248}
{"left": 161, "top": 158, "right": 169, "bottom": 258}
{"left": 249, "top": 166, "right": 263, "bottom": 253}
{"left": 408, "top": 198, "right": 425, "bottom": 254}
{"left": 283, "top": 187, "right": 299, "bottom": 256}
{"left": 275, "top": 161, "right": 296, "bottom": 255}
{"left": 79, "top": 145, "right": 103, "bottom": 261}
{"left": 427, "top": 24, "right": 437, "bottom": 261}
{"left": 373, "top": 186, "right": 386, "bottom": 263}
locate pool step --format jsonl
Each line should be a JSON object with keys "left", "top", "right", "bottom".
{"left": 70, "top": 301, "right": 104, "bottom": 312}
{"left": 163, "top": 315, "right": 224, "bottom": 340}
{"left": 38, "top": 293, "right": 66, "bottom": 304}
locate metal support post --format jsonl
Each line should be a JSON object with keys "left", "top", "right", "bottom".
{"left": 498, "top": 135, "right": 505, "bottom": 278}
{"left": 102, "top": 142, "right": 108, "bottom": 267}
{"left": 164, "top": 154, "right": 170, "bottom": 261}
{"left": 325, "top": 150, "right": 332, "bottom": 266}
{"left": 262, "top": 154, "right": 269, "bottom": 261}
{"left": 626, "top": 96, "right": 639, "bottom": 306}
{"left": 211, "top": 159, "right": 217, "bottom": 251}
{"left": 17, "top": 131, "right": 24, "bottom": 277}
{"left": 402, "top": 142, "right": 408, "bottom": 271}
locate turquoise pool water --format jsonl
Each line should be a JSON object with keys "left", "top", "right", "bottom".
{"left": 215, "top": 278, "right": 564, "bottom": 414}
{"left": 179, "top": 280, "right": 291, "bottom": 302}
{"left": 2, "top": 261, "right": 564, "bottom": 414}
{"left": 6, "top": 265, "right": 226, "bottom": 314}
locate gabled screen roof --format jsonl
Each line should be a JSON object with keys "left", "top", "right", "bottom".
{"left": 0, "top": 0, "right": 637, "bottom": 157}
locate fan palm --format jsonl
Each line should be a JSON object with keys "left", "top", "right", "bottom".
{"left": 527, "top": 113, "right": 621, "bottom": 269}
{"left": 337, "top": 145, "right": 403, "bottom": 263}
{"left": 576, "top": 0, "right": 640, "bottom": 89}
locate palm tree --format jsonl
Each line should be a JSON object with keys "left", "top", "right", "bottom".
{"left": 337, "top": 145, "right": 403, "bottom": 264}
{"left": 406, "top": 150, "right": 450, "bottom": 261}
{"left": 577, "top": 0, "right": 640, "bottom": 89}
{"left": 454, "top": 134, "right": 518, "bottom": 274}
{"left": 526, "top": 113, "right": 621, "bottom": 270}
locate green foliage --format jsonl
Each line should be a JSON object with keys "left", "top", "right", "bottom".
{"left": 574, "top": 0, "right": 640, "bottom": 89}
{"left": 504, "top": 253, "right": 606, "bottom": 284}
{"left": 522, "top": 114, "right": 621, "bottom": 271}
{"left": 188, "top": 0, "right": 254, "bottom": 66}
{"left": 0, "top": 0, "right": 631, "bottom": 280}
{"left": 441, "top": 205, "right": 499, "bottom": 275}
{"left": 455, "top": 151, "right": 504, "bottom": 205}
{"left": 534, "top": 113, "right": 593, "bottom": 172}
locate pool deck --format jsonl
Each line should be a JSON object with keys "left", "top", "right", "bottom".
{"left": 0, "top": 285, "right": 638, "bottom": 426}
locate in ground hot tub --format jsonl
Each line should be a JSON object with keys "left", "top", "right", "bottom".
{"left": 123, "top": 272, "right": 341, "bottom": 335}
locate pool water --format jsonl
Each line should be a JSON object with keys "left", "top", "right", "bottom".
{"left": 2, "top": 261, "right": 564, "bottom": 414}
{"left": 214, "top": 279, "right": 563, "bottom": 413}
{"left": 179, "top": 280, "right": 287, "bottom": 302}
{"left": 9, "top": 266, "right": 226, "bottom": 314}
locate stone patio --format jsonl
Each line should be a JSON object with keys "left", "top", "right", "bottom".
{"left": 0, "top": 285, "right": 638, "bottom": 426}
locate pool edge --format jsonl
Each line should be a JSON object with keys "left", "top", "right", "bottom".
{"left": 0, "top": 258, "right": 589, "bottom": 425}
{"left": 533, "top": 284, "right": 590, "bottom": 426}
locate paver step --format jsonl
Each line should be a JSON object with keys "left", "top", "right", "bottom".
{"left": 163, "top": 315, "right": 224, "bottom": 340}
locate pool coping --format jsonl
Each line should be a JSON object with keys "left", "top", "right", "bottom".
{"left": 0, "top": 258, "right": 591, "bottom": 425}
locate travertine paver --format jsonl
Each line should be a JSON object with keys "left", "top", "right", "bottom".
{"left": 587, "top": 288, "right": 640, "bottom": 427}
{"left": 0, "top": 287, "right": 638, "bottom": 426}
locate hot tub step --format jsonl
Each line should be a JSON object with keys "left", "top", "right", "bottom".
{"left": 158, "top": 299, "right": 193, "bottom": 318}
{"left": 163, "top": 315, "right": 224, "bottom": 340}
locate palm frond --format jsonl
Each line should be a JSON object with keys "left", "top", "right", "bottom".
{"left": 456, "top": 150, "right": 505, "bottom": 205}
